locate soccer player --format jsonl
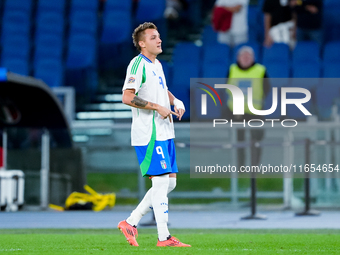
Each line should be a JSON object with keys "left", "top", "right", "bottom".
{"left": 118, "top": 22, "right": 191, "bottom": 247}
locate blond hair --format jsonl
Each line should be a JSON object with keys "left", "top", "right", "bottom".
{"left": 132, "top": 22, "right": 158, "bottom": 51}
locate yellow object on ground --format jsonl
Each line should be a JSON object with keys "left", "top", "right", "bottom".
{"left": 49, "top": 185, "right": 116, "bottom": 211}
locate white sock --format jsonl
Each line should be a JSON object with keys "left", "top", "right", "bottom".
{"left": 126, "top": 177, "right": 176, "bottom": 227}
{"left": 168, "top": 177, "right": 176, "bottom": 193}
{"left": 126, "top": 188, "right": 152, "bottom": 227}
{"left": 151, "top": 175, "right": 170, "bottom": 241}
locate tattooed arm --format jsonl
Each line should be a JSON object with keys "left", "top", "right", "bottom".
{"left": 122, "top": 89, "right": 178, "bottom": 119}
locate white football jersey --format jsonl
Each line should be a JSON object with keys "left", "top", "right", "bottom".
{"left": 122, "top": 54, "right": 175, "bottom": 146}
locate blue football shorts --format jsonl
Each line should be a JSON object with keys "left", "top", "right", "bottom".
{"left": 135, "top": 139, "right": 179, "bottom": 177}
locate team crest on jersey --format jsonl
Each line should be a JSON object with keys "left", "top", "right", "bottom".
{"left": 160, "top": 160, "right": 167, "bottom": 169}
{"left": 128, "top": 77, "right": 135, "bottom": 83}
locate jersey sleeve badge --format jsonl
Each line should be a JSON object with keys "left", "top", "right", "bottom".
{"left": 128, "top": 77, "right": 135, "bottom": 83}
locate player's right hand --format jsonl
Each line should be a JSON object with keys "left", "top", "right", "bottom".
{"left": 157, "top": 105, "right": 179, "bottom": 123}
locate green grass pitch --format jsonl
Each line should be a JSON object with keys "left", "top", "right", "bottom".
{"left": 0, "top": 229, "right": 339, "bottom": 254}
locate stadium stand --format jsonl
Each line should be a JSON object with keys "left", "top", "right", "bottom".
{"left": 105, "top": 0, "right": 133, "bottom": 12}
{"left": 201, "top": 25, "right": 218, "bottom": 45}
{"left": 36, "top": 0, "right": 66, "bottom": 15}
{"left": 136, "top": 0, "right": 166, "bottom": 22}
{"left": 262, "top": 43, "right": 290, "bottom": 66}
{"left": 34, "top": 59, "right": 64, "bottom": 88}
{"left": 4, "top": 0, "right": 33, "bottom": 14}
{"left": 35, "top": 12, "right": 65, "bottom": 40}
{"left": 1, "top": 35, "right": 31, "bottom": 64}
{"left": 1, "top": 10, "right": 31, "bottom": 41}
{"left": 172, "top": 42, "right": 201, "bottom": 120}
{"left": 99, "top": 9, "right": 132, "bottom": 70}
{"left": 70, "top": 0, "right": 99, "bottom": 13}
{"left": 202, "top": 43, "right": 230, "bottom": 78}
{"left": 65, "top": 34, "right": 97, "bottom": 95}
{"left": 0, "top": 0, "right": 338, "bottom": 121}
{"left": 292, "top": 41, "right": 320, "bottom": 65}
{"left": 323, "top": 62, "right": 340, "bottom": 78}
{"left": 265, "top": 62, "right": 290, "bottom": 78}
{"left": 69, "top": 10, "right": 98, "bottom": 36}
{"left": 100, "top": 10, "right": 131, "bottom": 45}
{"left": 1, "top": 58, "right": 29, "bottom": 76}
{"left": 292, "top": 62, "right": 321, "bottom": 79}
{"left": 323, "top": 41, "right": 340, "bottom": 64}
{"left": 34, "top": 34, "right": 64, "bottom": 65}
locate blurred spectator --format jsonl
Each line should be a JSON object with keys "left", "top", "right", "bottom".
{"left": 213, "top": 0, "right": 249, "bottom": 47}
{"left": 226, "top": 46, "right": 270, "bottom": 167}
{"left": 262, "top": 0, "right": 294, "bottom": 48}
{"left": 164, "top": 0, "right": 183, "bottom": 19}
{"left": 290, "top": 0, "right": 323, "bottom": 45}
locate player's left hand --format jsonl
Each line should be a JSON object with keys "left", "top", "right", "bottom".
{"left": 173, "top": 98, "right": 185, "bottom": 121}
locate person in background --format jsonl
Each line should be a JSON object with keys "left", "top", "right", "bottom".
{"left": 290, "top": 0, "right": 323, "bottom": 45}
{"left": 262, "top": 0, "right": 294, "bottom": 48}
{"left": 164, "top": 0, "right": 184, "bottom": 19}
{"left": 214, "top": 0, "right": 249, "bottom": 47}
{"left": 226, "top": 46, "right": 270, "bottom": 168}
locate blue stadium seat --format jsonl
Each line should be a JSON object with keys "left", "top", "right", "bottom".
{"left": 2, "top": 10, "right": 30, "bottom": 24}
{"left": 105, "top": 0, "right": 132, "bottom": 12}
{"left": 1, "top": 35, "right": 31, "bottom": 61}
{"left": 203, "top": 43, "right": 230, "bottom": 63}
{"left": 265, "top": 62, "right": 290, "bottom": 78}
{"left": 172, "top": 43, "right": 201, "bottom": 120}
{"left": 100, "top": 11, "right": 131, "bottom": 44}
{"left": 99, "top": 10, "right": 132, "bottom": 69}
{"left": 136, "top": 0, "right": 166, "bottom": 22}
{"left": 34, "top": 34, "right": 64, "bottom": 64}
{"left": 1, "top": 11, "right": 31, "bottom": 40}
{"left": 202, "top": 25, "right": 218, "bottom": 45}
{"left": 262, "top": 43, "right": 290, "bottom": 65}
{"left": 232, "top": 42, "right": 261, "bottom": 63}
{"left": 1, "top": 58, "right": 29, "bottom": 76}
{"left": 37, "top": 0, "right": 66, "bottom": 14}
{"left": 292, "top": 41, "right": 320, "bottom": 65}
{"left": 66, "top": 34, "right": 97, "bottom": 69}
{"left": 4, "top": 0, "right": 33, "bottom": 14}
{"left": 202, "top": 43, "right": 230, "bottom": 77}
{"left": 35, "top": 12, "right": 65, "bottom": 39}
{"left": 173, "top": 42, "right": 201, "bottom": 64}
{"left": 292, "top": 62, "right": 321, "bottom": 78}
{"left": 70, "top": 10, "right": 98, "bottom": 35}
{"left": 66, "top": 34, "right": 97, "bottom": 94}
{"left": 171, "top": 62, "right": 197, "bottom": 120}
{"left": 34, "top": 59, "right": 64, "bottom": 88}
{"left": 323, "top": 41, "right": 340, "bottom": 64}
{"left": 323, "top": 62, "right": 340, "bottom": 77}
{"left": 70, "top": 0, "right": 98, "bottom": 13}
{"left": 172, "top": 62, "right": 200, "bottom": 91}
